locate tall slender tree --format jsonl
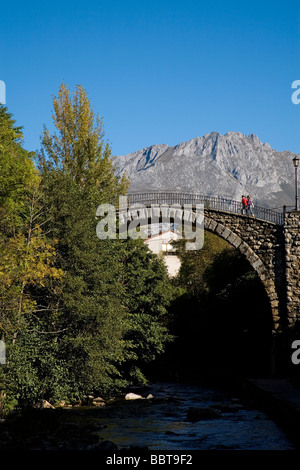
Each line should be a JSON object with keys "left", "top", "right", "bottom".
{"left": 37, "top": 84, "right": 131, "bottom": 395}
{"left": 39, "top": 82, "right": 128, "bottom": 199}
{"left": 37, "top": 83, "right": 175, "bottom": 396}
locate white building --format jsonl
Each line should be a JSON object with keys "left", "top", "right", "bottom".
{"left": 145, "top": 229, "right": 181, "bottom": 277}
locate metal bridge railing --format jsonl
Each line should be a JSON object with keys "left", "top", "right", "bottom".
{"left": 120, "top": 192, "right": 285, "bottom": 225}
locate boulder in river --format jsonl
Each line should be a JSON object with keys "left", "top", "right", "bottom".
{"left": 125, "top": 393, "right": 144, "bottom": 400}
{"left": 34, "top": 400, "right": 55, "bottom": 409}
{"left": 186, "top": 406, "right": 222, "bottom": 422}
{"left": 211, "top": 402, "right": 244, "bottom": 413}
{"left": 92, "top": 397, "right": 106, "bottom": 406}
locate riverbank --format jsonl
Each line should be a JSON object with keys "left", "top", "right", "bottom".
{"left": 186, "top": 371, "right": 300, "bottom": 449}
{"left": 239, "top": 377, "right": 300, "bottom": 449}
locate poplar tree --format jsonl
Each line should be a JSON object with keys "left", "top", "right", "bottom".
{"left": 37, "top": 84, "right": 131, "bottom": 396}
{"left": 37, "top": 84, "right": 175, "bottom": 396}
{"left": 39, "top": 82, "right": 128, "bottom": 199}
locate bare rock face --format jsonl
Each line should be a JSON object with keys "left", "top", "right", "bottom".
{"left": 113, "top": 132, "right": 297, "bottom": 209}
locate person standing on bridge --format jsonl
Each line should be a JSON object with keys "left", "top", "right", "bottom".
{"left": 246, "top": 195, "right": 254, "bottom": 217}
{"left": 241, "top": 195, "right": 247, "bottom": 215}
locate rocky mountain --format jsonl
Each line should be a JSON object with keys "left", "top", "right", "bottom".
{"left": 113, "top": 131, "right": 298, "bottom": 209}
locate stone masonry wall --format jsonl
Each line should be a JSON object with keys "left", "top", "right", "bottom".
{"left": 284, "top": 211, "right": 300, "bottom": 327}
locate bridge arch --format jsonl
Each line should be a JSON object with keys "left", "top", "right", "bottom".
{"left": 112, "top": 192, "right": 286, "bottom": 332}
{"left": 204, "top": 215, "right": 279, "bottom": 330}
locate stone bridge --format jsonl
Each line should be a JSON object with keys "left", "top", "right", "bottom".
{"left": 115, "top": 192, "right": 300, "bottom": 342}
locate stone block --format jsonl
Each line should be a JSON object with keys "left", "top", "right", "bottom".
{"left": 231, "top": 236, "right": 243, "bottom": 249}
{"left": 252, "top": 258, "right": 263, "bottom": 270}
{"left": 215, "top": 223, "right": 226, "bottom": 236}
{"left": 239, "top": 242, "right": 250, "bottom": 255}
{"left": 207, "top": 219, "right": 217, "bottom": 231}
{"left": 221, "top": 227, "right": 231, "bottom": 240}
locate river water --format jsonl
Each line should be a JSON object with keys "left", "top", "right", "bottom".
{"left": 91, "top": 381, "right": 295, "bottom": 451}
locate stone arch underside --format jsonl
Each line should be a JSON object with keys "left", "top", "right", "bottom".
{"left": 204, "top": 216, "right": 279, "bottom": 330}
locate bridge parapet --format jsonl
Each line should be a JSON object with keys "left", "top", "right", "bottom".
{"left": 125, "top": 192, "right": 284, "bottom": 225}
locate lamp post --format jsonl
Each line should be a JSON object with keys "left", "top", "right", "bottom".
{"left": 293, "top": 155, "right": 299, "bottom": 211}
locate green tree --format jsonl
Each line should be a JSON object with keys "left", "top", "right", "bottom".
{"left": 0, "top": 106, "right": 62, "bottom": 341}
{"left": 116, "top": 239, "right": 175, "bottom": 384}
{"left": 37, "top": 83, "right": 174, "bottom": 397}
{"left": 166, "top": 231, "right": 273, "bottom": 378}
{"left": 173, "top": 231, "right": 230, "bottom": 297}
{"left": 0, "top": 106, "right": 63, "bottom": 414}
{"left": 39, "top": 171, "right": 131, "bottom": 396}
{"left": 0, "top": 105, "right": 38, "bottom": 234}
{"left": 39, "top": 82, "right": 128, "bottom": 199}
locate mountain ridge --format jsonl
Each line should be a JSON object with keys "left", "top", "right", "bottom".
{"left": 113, "top": 132, "right": 298, "bottom": 209}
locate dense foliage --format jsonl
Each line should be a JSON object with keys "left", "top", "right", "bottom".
{"left": 160, "top": 232, "right": 274, "bottom": 378}
{"left": 0, "top": 86, "right": 175, "bottom": 415}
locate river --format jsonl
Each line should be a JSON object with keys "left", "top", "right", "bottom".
{"left": 0, "top": 379, "right": 296, "bottom": 451}
{"left": 87, "top": 380, "right": 295, "bottom": 451}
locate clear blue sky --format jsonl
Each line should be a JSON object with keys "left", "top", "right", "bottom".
{"left": 1, "top": 0, "right": 299, "bottom": 156}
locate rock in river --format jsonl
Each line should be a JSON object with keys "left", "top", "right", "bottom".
{"left": 125, "top": 393, "right": 144, "bottom": 400}
{"left": 186, "top": 406, "right": 222, "bottom": 422}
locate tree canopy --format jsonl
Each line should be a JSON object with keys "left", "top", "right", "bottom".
{"left": 0, "top": 86, "right": 176, "bottom": 414}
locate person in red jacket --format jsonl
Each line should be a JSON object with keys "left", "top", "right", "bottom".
{"left": 241, "top": 195, "right": 247, "bottom": 215}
